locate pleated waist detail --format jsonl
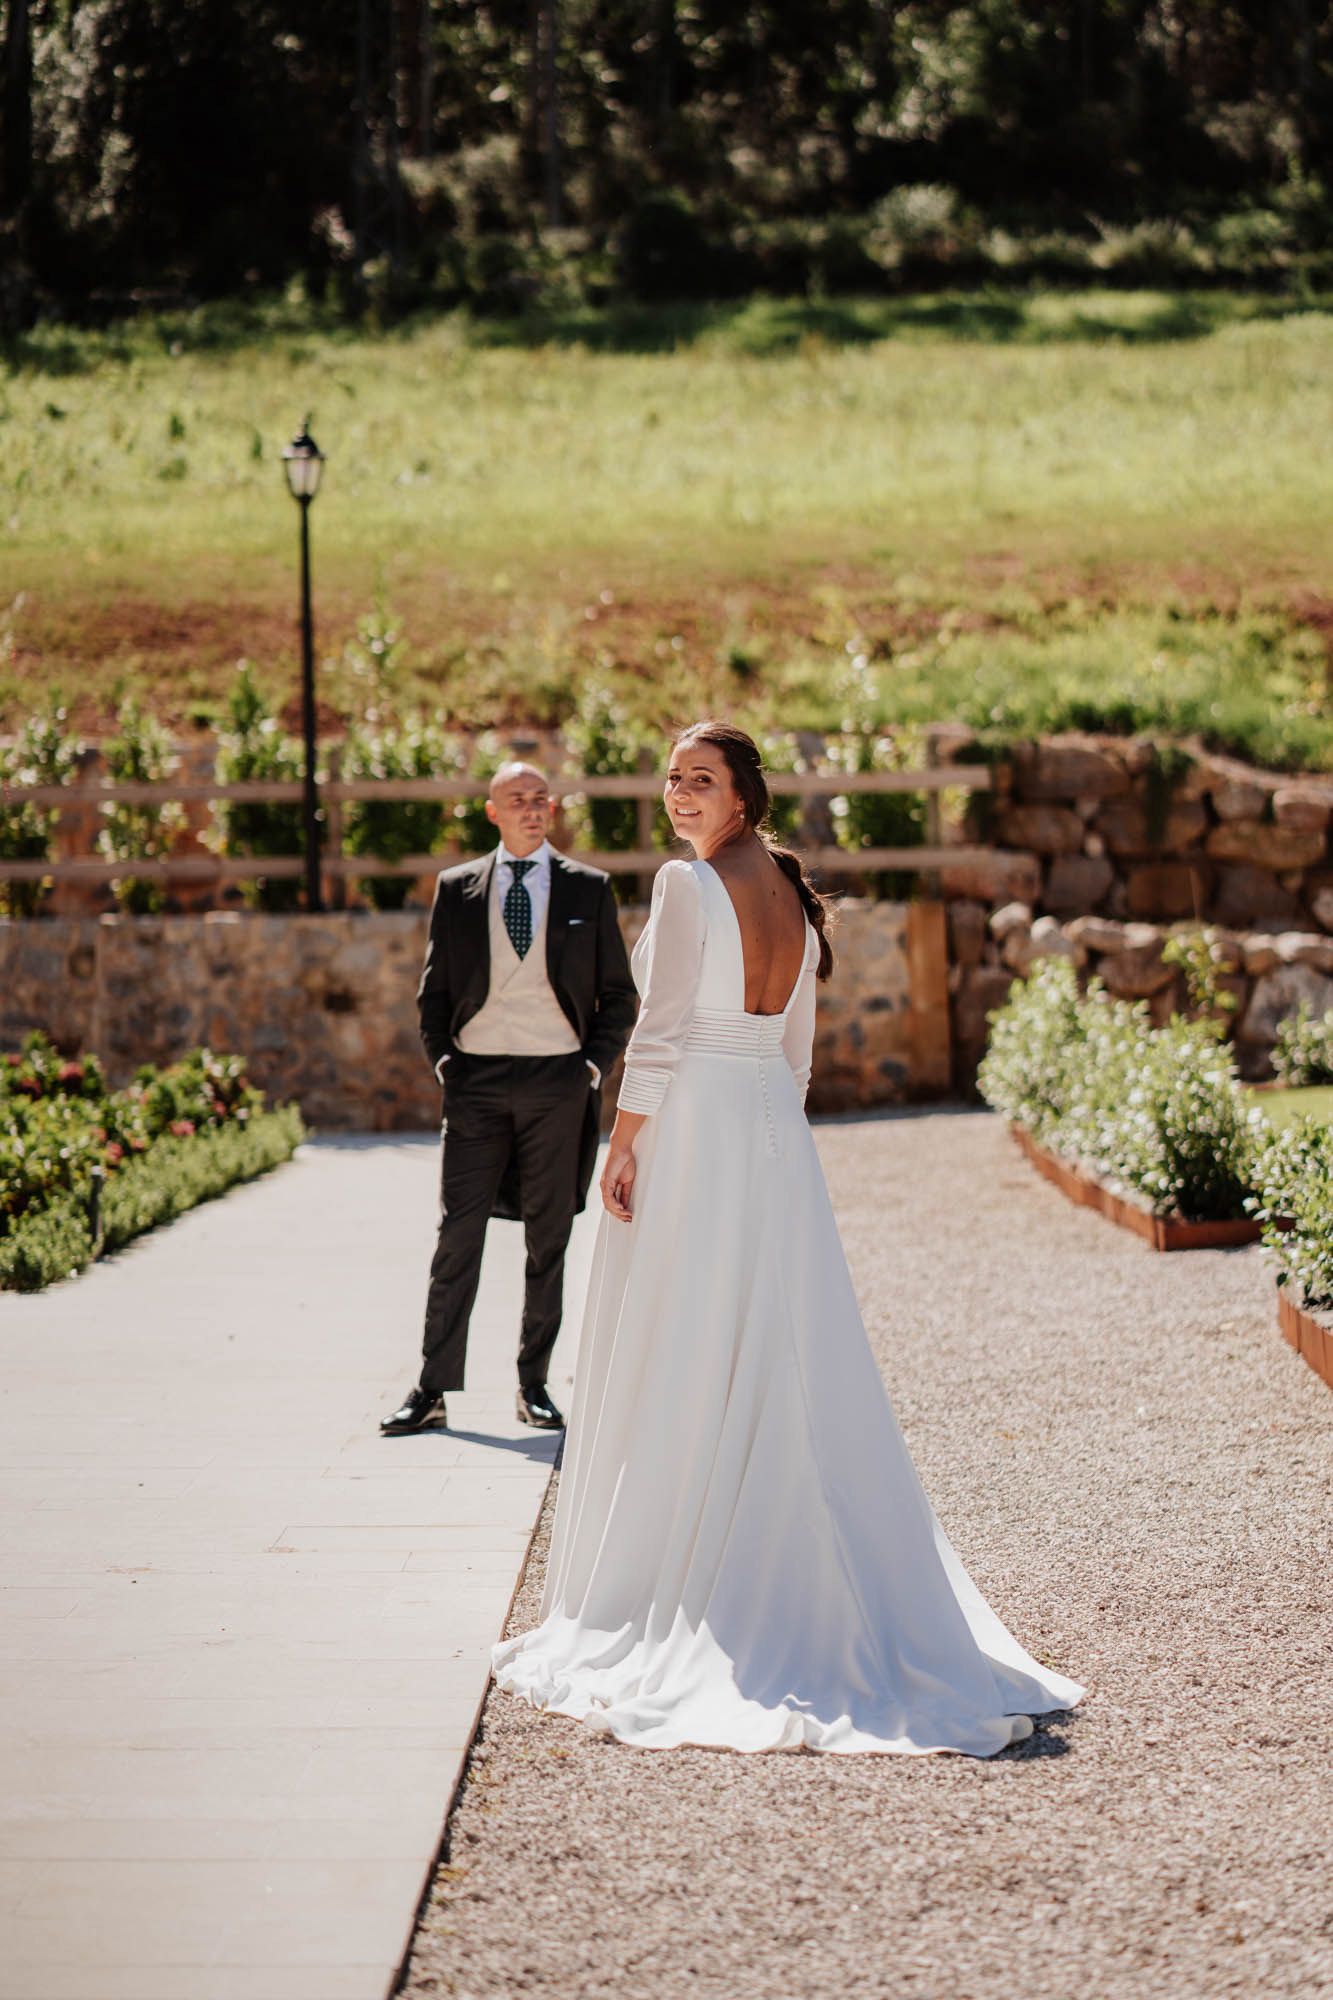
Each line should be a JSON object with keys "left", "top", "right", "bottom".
{"left": 685, "top": 1009, "right": 788, "bottom": 1060}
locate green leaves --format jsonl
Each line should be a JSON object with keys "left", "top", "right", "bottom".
{"left": 1251, "top": 1120, "right": 1333, "bottom": 1314}
{"left": 979, "top": 957, "right": 1262, "bottom": 1222}
{"left": 1, "top": 1031, "right": 298, "bottom": 1291}
{"left": 1272, "top": 1001, "right": 1333, "bottom": 1089}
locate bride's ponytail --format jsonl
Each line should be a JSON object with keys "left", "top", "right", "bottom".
{"left": 769, "top": 846, "right": 835, "bottom": 982}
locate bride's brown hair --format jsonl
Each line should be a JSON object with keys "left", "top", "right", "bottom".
{"left": 672, "top": 720, "right": 835, "bottom": 981}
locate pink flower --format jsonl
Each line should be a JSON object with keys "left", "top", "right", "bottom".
{"left": 105, "top": 1142, "right": 124, "bottom": 1164}
{"left": 58, "top": 1062, "right": 85, "bottom": 1085}
{"left": 169, "top": 1119, "right": 196, "bottom": 1138}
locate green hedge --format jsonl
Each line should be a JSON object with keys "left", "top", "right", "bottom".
{"left": 0, "top": 1104, "right": 306, "bottom": 1293}
{"left": 1251, "top": 1121, "right": 1333, "bottom": 1315}
{"left": 977, "top": 956, "right": 1262, "bottom": 1222}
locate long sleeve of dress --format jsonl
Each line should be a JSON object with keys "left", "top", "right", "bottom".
{"left": 616, "top": 861, "right": 706, "bottom": 1116}
{"left": 781, "top": 947, "right": 817, "bottom": 1107}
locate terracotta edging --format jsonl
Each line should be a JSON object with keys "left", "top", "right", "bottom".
{"left": 1009, "top": 1125, "right": 1262, "bottom": 1252}
{"left": 1277, "top": 1287, "right": 1333, "bottom": 1392}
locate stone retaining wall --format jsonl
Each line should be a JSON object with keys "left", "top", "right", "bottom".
{"left": 934, "top": 730, "right": 1333, "bottom": 1084}
{"left": 951, "top": 902, "right": 1333, "bottom": 1083}
{"left": 0, "top": 901, "right": 950, "bottom": 1128}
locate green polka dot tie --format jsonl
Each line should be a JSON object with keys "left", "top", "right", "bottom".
{"left": 503, "top": 858, "right": 535, "bottom": 958}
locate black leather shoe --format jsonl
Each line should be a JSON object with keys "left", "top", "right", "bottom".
{"left": 380, "top": 1387, "right": 446, "bottom": 1435}
{"left": 516, "top": 1384, "right": 564, "bottom": 1429}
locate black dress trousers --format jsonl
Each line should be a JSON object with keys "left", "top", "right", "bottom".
{"left": 420, "top": 1050, "right": 592, "bottom": 1396}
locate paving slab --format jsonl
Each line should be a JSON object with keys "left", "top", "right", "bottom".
{"left": 0, "top": 1133, "right": 594, "bottom": 2000}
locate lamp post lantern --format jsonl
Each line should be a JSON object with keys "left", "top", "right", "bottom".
{"left": 282, "top": 420, "right": 326, "bottom": 913}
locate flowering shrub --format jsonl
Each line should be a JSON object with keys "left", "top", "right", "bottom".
{"left": 210, "top": 664, "right": 306, "bottom": 912}
{"left": 1252, "top": 1119, "right": 1333, "bottom": 1312}
{"left": 978, "top": 958, "right": 1261, "bottom": 1221}
{"left": 1, "top": 1033, "right": 265, "bottom": 1241}
{"left": 1271, "top": 1002, "right": 1333, "bottom": 1088}
{"left": 97, "top": 699, "right": 187, "bottom": 914}
{"left": 0, "top": 705, "right": 81, "bottom": 918}
{"left": 341, "top": 719, "right": 451, "bottom": 909}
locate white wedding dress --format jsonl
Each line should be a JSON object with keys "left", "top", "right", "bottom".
{"left": 491, "top": 857, "right": 1084, "bottom": 1755}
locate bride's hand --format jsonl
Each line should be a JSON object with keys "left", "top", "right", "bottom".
{"left": 600, "top": 1139, "right": 637, "bottom": 1221}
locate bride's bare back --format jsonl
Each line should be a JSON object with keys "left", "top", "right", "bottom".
{"left": 707, "top": 842, "right": 808, "bottom": 1016}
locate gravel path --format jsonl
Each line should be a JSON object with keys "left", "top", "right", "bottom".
{"left": 398, "top": 1109, "right": 1333, "bottom": 2000}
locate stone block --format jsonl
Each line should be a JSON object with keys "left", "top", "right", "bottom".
{"left": 1027, "top": 916, "right": 1083, "bottom": 965}
{"left": 989, "top": 900, "right": 1032, "bottom": 940}
{"left": 946, "top": 899, "right": 987, "bottom": 966}
{"left": 1211, "top": 778, "right": 1270, "bottom": 821}
{"left": 1125, "top": 861, "right": 1210, "bottom": 922}
{"left": 1206, "top": 821, "right": 1328, "bottom": 871}
{"left": 1212, "top": 865, "right": 1304, "bottom": 928}
{"left": 1095, "top": 794, "right": 1208, "bottom": 859}
{"left": 1000, "top": 929, "right": 1032, "bottom": 972}
{"left": 994, "top": 803, "right": 1085, "bottom": 855}
{"left": 1044, "top": 854, "right": 1114, "bottom": 914}
{"left": 1274, "top": 932, "right": 1333, "bottom": 975}
{"left": 1066, "top": 915, "right": 1129, "bottom": 955}
{"left": 939, "top": 851, "right": 1042, "bottom": 904}
{"left": 1099, "top": 931, "right": 1175, "bottom": 998}
{"left": 952, "top": 965, "right": 1019, "bottom": 1049}
{"left": 1011, "top": 739, "right": 1130, "bottom": 802}
{"left": 1273, "top": 785, "right": 1333, "bottom": 833}
{"left": 1240, "top": 964, "right": 1333, "bottom": 1048}
{"left": 1240, "top": 933, "right": 1281, "bottom": 976}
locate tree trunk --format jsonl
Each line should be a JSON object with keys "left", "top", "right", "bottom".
{"left": 0, "top": 0, "right": 33, "bottom": 222}
{"left": 651, "top": 0, "right": 676, "bottom": 149}
{"left": 540, "top": 0, "right": 562, "bottom": 228}
{"left": 417, "top": 0, "right": 434, "bottom": 157}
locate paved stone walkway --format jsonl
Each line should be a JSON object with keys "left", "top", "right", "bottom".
{"left": 0, "top": 1134, "right": 595, "bottom": 2000}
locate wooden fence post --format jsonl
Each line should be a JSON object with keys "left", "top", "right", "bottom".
{"left": 635, "top": 746, "right": 656, "bottom": 902}
{"left": 325, "top": 742, "right": 346, "bottom": 911}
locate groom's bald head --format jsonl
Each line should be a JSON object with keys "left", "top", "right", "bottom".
{"left": 486, "top": 762, "right": 555, "bottom": 858}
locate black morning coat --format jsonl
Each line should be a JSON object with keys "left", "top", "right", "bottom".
{"left": 416, "top": 848, "right": 638, "bottom": 1219}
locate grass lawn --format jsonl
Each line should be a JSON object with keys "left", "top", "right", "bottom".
{"left": 1249, "top": 1086, "right": 1333, "bottom": 1128}
{"left": 3, "top": 287, "right": 1332, "bottom": 757}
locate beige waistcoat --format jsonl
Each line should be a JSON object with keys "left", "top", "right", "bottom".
{"left": 454, "top": 884, "right": 580, "bottom": 1057}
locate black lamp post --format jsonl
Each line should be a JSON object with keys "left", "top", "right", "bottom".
{"left": 282, "top": 420, "right": 326, "bottom": 913}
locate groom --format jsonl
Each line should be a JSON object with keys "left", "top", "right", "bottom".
{"left": 381, "top": 762, "right": 636, "bottom": 1436}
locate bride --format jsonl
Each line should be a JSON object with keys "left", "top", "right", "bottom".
{"left": 491, "top": 721, "right": 1084, "bottom": 1755}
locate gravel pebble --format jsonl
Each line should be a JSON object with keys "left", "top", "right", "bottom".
{"left": 399, "top": 1109, "right": 1333, "bottom": 2000}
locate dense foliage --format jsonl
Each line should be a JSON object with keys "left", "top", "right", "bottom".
{"left": 95, "top": 696, "right": 185, "bottom": 912}
{"left": 978, "top": 956, "right": 1262, "bottom": 1221}
{"left": 1271, "top": 1001, "right": 1333, "bottom": 1089}
{"left": 5, "top": 3, "right": 1332, "bottom": 320}
{"left": 0, "top": 1029, "right": 303, "bottom": 1289}
{"left": 0, "top": 703, "right": 78, "bottom": 916}
{"left": 1252, "top": 1119, "right": 1333, "bottom": 1314}
{"left": 210, "top": 663, "right": 306, "bottom": 912}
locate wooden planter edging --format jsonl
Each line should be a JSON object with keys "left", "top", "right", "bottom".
{"left": 1277, "top": 1287, "right": 1333, "bottom": 1392}
{"left": 1009, "top": 1125, "right": 1262, "bottom": 1253}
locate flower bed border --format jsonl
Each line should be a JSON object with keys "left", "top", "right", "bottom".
{"left": 1, "top": 1105, "right": 306, "bottom": 1292}
{"left": 1009, "top": 1124, "right": 1262, "bottom": 1252}
{"left": 1276, "top": 1287, "right": 1333, "bottom": 1391}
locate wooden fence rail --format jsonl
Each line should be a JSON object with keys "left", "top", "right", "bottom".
{"left": 0, "top": 764, "right": 994, "bottom": 889}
